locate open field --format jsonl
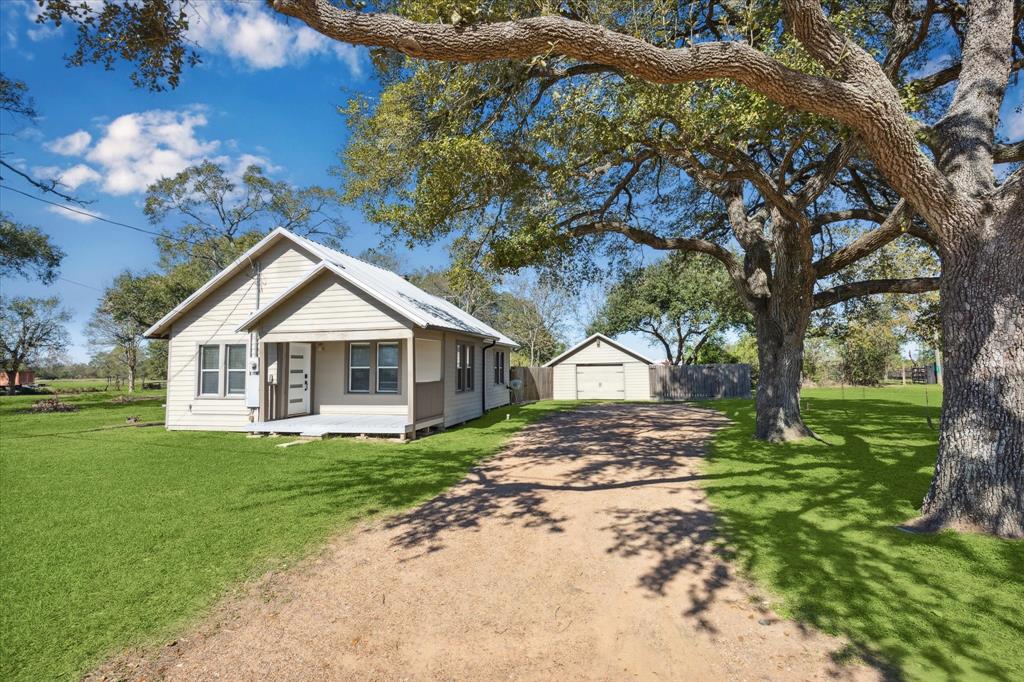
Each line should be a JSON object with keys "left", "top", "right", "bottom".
{"left": 0, "top": 390, "right": 574, "bottom": 681}
{"left": 701, "top": 386, "right": 1023, "bottom": 681}
{"left": 30, "top": 378, "right": 164, "bottom": 393}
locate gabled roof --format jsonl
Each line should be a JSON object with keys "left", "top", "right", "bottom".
{"left": 233, "top": 260, "right": 425, "bottom": 332}
{"left": 543, "top": 333, "right": 655, "bottom": 367}
{"left": 145, "top": 227, "right": 517, "bottom": 346}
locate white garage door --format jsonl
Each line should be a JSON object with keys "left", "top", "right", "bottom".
{"left": 576, "top": 364, "right": 625, "bottom": 399}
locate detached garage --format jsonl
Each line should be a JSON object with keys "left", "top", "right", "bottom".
{"left": 546, "top": 333, "right": 654, "bottom": 401}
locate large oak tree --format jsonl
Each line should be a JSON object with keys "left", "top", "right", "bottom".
{"left": 261, "top": 0, "right": 1022, "bottom": 536}
{"left": 36, "top": 0, "right": 1024, "bottom": 535}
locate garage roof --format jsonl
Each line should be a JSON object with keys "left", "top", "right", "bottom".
{"left": 543, "top": 333, "right": 655, "bottom": 367}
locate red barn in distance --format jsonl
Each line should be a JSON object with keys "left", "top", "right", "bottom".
{"left": 0, "top": 370, "right": 35, "bottom": 388}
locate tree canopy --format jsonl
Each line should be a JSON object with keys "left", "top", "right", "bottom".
{"left": 0, "top": 296, "right": 71, "bottom": 394}
{"left": 145, "top": 160, "right": 348, "bottom": 284}
{"left": 589, "top": 253, "right": 748, "bottom": 364}
{"left": 0, "top": 214, "right": 65, "bottom": 284}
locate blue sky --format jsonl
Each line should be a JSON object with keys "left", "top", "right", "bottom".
{"left": 0, "top": 1, "right": 668, "bottom": 362}
{"left": 0, "top": 1, "right": 478, "bottom": 360}
{"left": 1, "top": 2, "right": 1020, "bottom": 363}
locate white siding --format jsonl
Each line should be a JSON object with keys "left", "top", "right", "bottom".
{"left": 548, "top": 336, "right": 652, "bottom": 401}
{"left": 561, "top": 338, "right": 639, "bottom": 364}
{"left": 165, "top": 240, "right": 319, "bottom": 430}
{"left": 314, "top": 340, "right": 408, "bottom": 416}
{"left": 443, "top": 334, "right": 484, "bottom": 427}
{"left": 624, "top": 363, "right": 652, "bottom": 400}
{"left": 258, "top": 271, "right": 410, "bottom": 336}
{"left": 552, "top": 364, "right": 577, "bottom": 400}
{"left": 484, "top": 344, "right": 513, "bottom": 410}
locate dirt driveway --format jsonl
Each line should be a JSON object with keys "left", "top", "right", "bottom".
{"left": 94, "top": 404, "right": 877, "bottom": 681}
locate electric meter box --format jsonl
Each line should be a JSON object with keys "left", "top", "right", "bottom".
{"left": 245, "top": 355, "right": 261, "bottom": 408}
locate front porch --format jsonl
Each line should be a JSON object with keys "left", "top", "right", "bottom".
{"left": 246, "top": 413, "right": 444, "bottom": 438}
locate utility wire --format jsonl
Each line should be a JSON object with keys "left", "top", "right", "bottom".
{"left": 0, "top": 183, "right": 202, "bottom": 247}
{"left": 58, "top": 276, "right": 104, "bottom": 292}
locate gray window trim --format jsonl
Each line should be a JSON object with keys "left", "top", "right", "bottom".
{"left": 494, "top": 350, "right": 506, "bottom": 385}
{"left": 226, "top": 344, "right": 247, "bottom": 395}
{"left": 198, "top": 344, "right": 221, "bottom": 397}
{"left": 375, "top": 341, "right": 400, "bottom": 394}
{"left": 349, "top": 342, "right": 371, "bottom": 393}
{"left": 456, "top": 342, "right": 475, "bottom": 393}
{"left": 196, "top": 342, "right": 245, "bottom": 400}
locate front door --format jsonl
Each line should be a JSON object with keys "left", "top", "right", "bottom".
{"left": 287, "top": 342, "right": 311, "bottom": 416}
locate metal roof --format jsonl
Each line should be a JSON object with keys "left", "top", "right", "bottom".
{"left": 145, "top": 228, "right": 518, "bottom": 347}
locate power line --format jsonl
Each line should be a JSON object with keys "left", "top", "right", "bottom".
{"left": 0, "top": 183, "right": 202, "bottom": 246}
{"left": 58, "top": 276, "right": 104, "bottom": 292}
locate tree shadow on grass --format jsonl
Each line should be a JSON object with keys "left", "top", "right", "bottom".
{"left": 699, "top": 396, "right": 1024, "bottom": 681}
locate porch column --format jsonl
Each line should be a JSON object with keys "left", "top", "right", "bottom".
{"left": 406, "top": 330, "right": 416, "bottom": 436}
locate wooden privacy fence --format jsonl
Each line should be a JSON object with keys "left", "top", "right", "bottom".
{"left": 510, "top": 363, "right": 751, "bottom": 402}
{"left": 510, "top": 366, "right": 553, "bottom": 402}
{"left": 650, "top": 364, "right": 752, "bottom": 400}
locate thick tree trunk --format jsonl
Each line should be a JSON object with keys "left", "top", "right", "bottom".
{"left": 127, "top": 366, "right": 136, "bottom": 393}
{"left": 916, "top": 200, "right": 1024, "bottom": 538}
{"left": 751, "top": 216, "right": 815, "bottom": 442}
{"left": 753, "top": 306, "right": 814, "bottom": 441}
{"left": 5, "top": 369, "right": 17, "bottom": 396}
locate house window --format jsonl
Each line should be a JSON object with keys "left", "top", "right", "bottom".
{"left": 494, "top": 350, "right": 506, "bottom": 385}
{"left": 377, "top": 342, "right": 399, "bottom": 393}
{"left": 457, "top": 343, "right": 474, "bottom": 392}
{"left": 226, "top": 345, "right": 247, "bottom": 395}
{"left": 199, "top": 345, "right": 220, "bottom": 396}
{"left": 456, "top": 343, "right": 465, "bottom": 391}
{"left": 349, "top": 343, "right": 370, "bottom": 392}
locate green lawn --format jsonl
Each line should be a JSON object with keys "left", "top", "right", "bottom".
{"left": 0, "top": 390, "right": 575, "bottom": 681}
{"left": 700, "top": 386, "right": 1023, "bottom": 681}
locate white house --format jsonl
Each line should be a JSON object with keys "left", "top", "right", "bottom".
{"left": 144, "top": 228, "right": 517, "bottom": 438}
{"left": 545, "top": 333, "right": 654, "bottom": 401}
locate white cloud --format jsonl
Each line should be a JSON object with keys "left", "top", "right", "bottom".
{"left": 46, "top": 204, "right": 104, "bottom": 223}
{"left": 84, "top": 108, "right": 221, "bottom": 195}
{"left": 6, "top": 0, "right": 363, "bottom": 75}
{"left": 31, "top": 163, "right": 101, "bottom": 191}
{"left": 45, "top": 130, "right": 93, "bottom": 156}
{"left": 58, "top": 164, "right": 102, "bottom": 190}
{"left": 43, "top": 106, "right": 284, "bottom": 197}
{"left": 187, "top": 1, "right": 364, "bottom": 75}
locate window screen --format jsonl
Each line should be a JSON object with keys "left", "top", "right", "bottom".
{"left": 377, "top": 342, "right": 399, "bottom": 393}
{"left": 226, "top": 344, "right": 247, "bottom": 395}
{"left": 350, "top": 343, "right": 370, "bottom": 392}
{"left": 199, "top": 345, "right": 220, "bottom": 396}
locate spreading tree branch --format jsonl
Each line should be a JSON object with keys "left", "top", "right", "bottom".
{"left": 813, "top": 276, "right": 940, "bottom": 308}
{"left": 0, "top": 160, "right": 87, "bottom": 205}
{"left": 569, "top": 220, "right": 749, "bottom": 296}
{"left": 813, "top": 200, "right": 911, "bottom": 277}
{"left": 270, "top": 0, "right": 964, "bottom": 239}
{"left": 994, "top": 139, "right": 1024, "bottom": 164}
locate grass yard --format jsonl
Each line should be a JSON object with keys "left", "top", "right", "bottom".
{"left": 701, "top": 386, "right": 1023, "bottom": 681}
{"left": 0, "top": 390, "right": 575, "bottom": 681}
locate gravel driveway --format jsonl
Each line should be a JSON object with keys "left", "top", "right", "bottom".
{"left": 92, "top": 403, "right": 877, "bottom": 681}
